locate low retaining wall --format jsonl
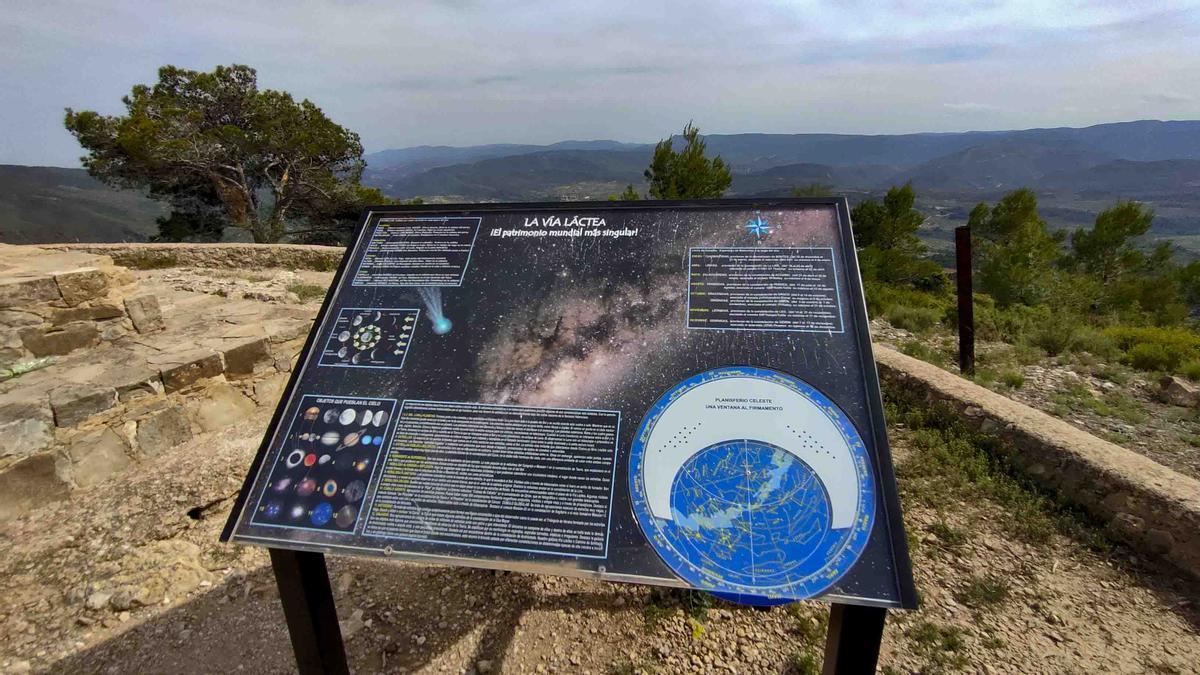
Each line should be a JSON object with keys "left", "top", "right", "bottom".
{"left": 42, "top": 243, "right": 345, "bottom": 272}
{"left": 875, "top": 344, "right": 1200, "bottom": 581}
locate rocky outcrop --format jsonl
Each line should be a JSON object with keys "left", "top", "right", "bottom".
{"left": 0, "top": 244, "right": 313, "bottom": 521}
{"left": 41, "top": 242, "right": 344, "bottom": 272}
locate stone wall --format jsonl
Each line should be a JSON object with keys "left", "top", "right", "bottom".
{"left": 874, "top": 345, "right": 1200, "bottom": 581}
{"left": 0, "top": 244, "right": 311, "bottom": 521}
{"left": 41, "top": 243, "right": 345, "bottom": 272}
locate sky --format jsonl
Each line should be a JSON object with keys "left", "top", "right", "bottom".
{"left": 2, "top": 0, "right": 1200, "bottom": 167}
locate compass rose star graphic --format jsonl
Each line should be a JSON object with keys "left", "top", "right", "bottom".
{"left": 745, "top": 213, "right": 772, "bottom": 238}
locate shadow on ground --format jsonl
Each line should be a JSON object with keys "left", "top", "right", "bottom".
{"left": 47, "top": 555, "right": 637, "bottom": 675}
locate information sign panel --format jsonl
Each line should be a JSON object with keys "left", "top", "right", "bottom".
{"left": 223, "top": 199, "right": 917, "bottom": 609}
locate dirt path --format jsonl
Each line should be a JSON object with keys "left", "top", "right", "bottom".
{"left": 1, "top": 414, "right": 1197, "bottom": 674}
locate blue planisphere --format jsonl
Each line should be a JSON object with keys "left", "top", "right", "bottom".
{"left": 629, "top": 366, "right": 874, "bottom": 601}
{"left": 666, "top": 440, "right": 836, "bottom": 589}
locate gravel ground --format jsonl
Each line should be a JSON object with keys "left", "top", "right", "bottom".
{"left": 1, "top": 417, "right": 1197, "bottom": 674}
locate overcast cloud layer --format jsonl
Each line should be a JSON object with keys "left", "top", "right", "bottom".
{"left": 3, "top": 0, "right": 1200, "bottom": 167}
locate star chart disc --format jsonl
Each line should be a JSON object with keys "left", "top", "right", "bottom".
{"left": 628, "top": 366, "right": 875, "bottom": 602}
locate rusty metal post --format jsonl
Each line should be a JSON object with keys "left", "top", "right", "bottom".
{"left": 955, "top": 225, "right": 975, "bottom": 376}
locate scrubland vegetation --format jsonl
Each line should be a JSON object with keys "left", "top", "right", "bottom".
{"left": 860, "top": 184, "right": 1200, "bottom": 383}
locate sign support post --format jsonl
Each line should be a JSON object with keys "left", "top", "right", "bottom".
{"left": 269, "top": 548, "right": 349, "bottom": 675}
{"left": 821, "top": 602, "right": 888, "bottom": 674}
{"left": 955, "top": 225, "right": 975, "bottom": 375}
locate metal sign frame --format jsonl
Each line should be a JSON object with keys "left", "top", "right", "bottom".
{"left": 221, "top": 197, "right": 917, "bottom": 674}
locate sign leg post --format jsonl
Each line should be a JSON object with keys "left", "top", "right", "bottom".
{"left": 821, "top": 602, "right": 887, "bottom": 675}
{"left": 269, "top": 548, "right": 349, "bottom": 675}
{"left": 955, "top": 225, "right": 975, "bottom": 376}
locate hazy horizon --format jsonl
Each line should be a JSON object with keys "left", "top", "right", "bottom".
{"left": 4, "top": 1, "right": 1200, "bottom": 167}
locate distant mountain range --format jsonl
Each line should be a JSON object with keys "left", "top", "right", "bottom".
{"left": 362, "top": 120, "right": 1200, "bottom": 200}
{"left": 0, "top": 165, "right": 164, "bottom": 243}
{"left": 3, "top": 120, "right": 1199, "bottom": 247}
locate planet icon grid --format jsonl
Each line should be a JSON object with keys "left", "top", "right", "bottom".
{"left": 318, "top": 307, "right": 419, "bottom": 370}
{"left": 251, "top": 394, "right": 397, "bottom": 534}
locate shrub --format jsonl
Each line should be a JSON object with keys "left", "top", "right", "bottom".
{"left": 286, "top": 282, "right": 328, "bottom": 303}
{"left": 999, "top": 369, "right": 1025, "bottom": 389}
{"left": 864, "top": 282, "right": 950, "bottom": 320}
{"left": 1102, "top": 325, "right": 1200, "bottom": 373}
{"left": 972, "top": 297, "right": 1052, "bottom": 344}
{"left": 1182, "top": 360, "right": 1200, "bottom": 381}
{"left": 886, "top": 305, "right": 944, "bottom": 333}
{"left": 1068, "top": 327, "right": 1121, "bottom": 361}
{"left": 1030, "top": 322, "right": 1077, "bottom": 356}
{"left": 1127, "top": 343, "right": 1179, "bottom": 372}
{"left": 901, "top": 340, "right": 945, "bottom": 366}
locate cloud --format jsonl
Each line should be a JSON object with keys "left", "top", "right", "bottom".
{"left": 1142, "top": 92, "right": 1194, "bottom": 104}
{"left": 943, "top": 102, "right": 1003, "bottom": 114}
{"left": 2, "top": 0, "right": 1199, "bottom": 166}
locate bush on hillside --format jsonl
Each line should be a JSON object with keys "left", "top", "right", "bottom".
{"left": 1103, "top": 325, "right": 1200, "bottom": 373}
{"left": 970, "top": 295, "right": 1052, "bottom": 344}
{"left": 1067, "top": 327, "right": 1121, "bottom": 361}
{"left": 886, "top": 305, "right": 945, "bottom": 334}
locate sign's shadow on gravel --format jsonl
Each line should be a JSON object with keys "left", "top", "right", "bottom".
{"left": 45, "top": 558, "right": 579, "bottom": 674}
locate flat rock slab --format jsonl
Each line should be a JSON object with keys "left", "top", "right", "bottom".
{"left": 54, "top": 268, "right": 109, "bottom": 307}
{"left": 0, "top": 276, "right": 61, "bottom": 309}
{"left": 222, "top": 337, "right": 273, "bottom": 378}
{"left": 50, "top": 383, "right": 118, "bottom": 427}
{"left": 0, "top": 417, "right": 54, "bottom": 460}
{"left": 135, "top": 406, "right": 192, "bottom": 458}
{"left": 0, "top": 452, "right": 68, "bottom": 520}
{"left": 50, "top": 303, "right": 124, "bottom": 326}
{"left": 65, "top": 427, "right": 131, "bottom": 488}
{"left": 19, "top": 321, "right": 101, "bottom": 357}
{"left": 189, "top": 383, "right": 255, "bottom": 434}
{"left": 157, "top": 351, "right": 223, "bottom": 393}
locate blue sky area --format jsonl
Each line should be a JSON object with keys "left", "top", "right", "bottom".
{"left": 3, "top": 0, "right": 1199, "bottom": 166}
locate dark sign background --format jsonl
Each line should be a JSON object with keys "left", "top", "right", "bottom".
{"left": 223, "top": 199, "right": 917, "bottom": 609}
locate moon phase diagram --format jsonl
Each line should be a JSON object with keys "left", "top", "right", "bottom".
{"left": 319, "top": 308, "right": 419, "bottom": 369}
{"left": 628, "top": 366, "right": 875, "bottom": 600}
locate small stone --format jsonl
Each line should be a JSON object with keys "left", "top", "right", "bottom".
{"left": 19, "top": 321, "right": 100, "bottom": 357}
{"left": 124, "top": 294, "right": 164, "bottom": 333}
{"left": 109, "top": 590, "right": 136, "bottom": 611}
{"left": 1144, "top": 528, "right": 1174, "bottom": 554}
{"left": 190, "top": 383, "right": 255, "bottom": 433}
{"left": 1158, "top": 375, "right": 1200, "bottom": 407}
{"left": 476, "top": 659, "right": 494, "bottom": 673}
{"left": 160, "top": 350, "right": 223, "bottom": 392}
{"left": 135, "top": 406, "right": 192, "bottom": 457}
{"left": 66, "top": 427, "right": 132, "bottom": 488}
{"left": 0, "top": 276, "right": 61, "bottom": 308}
{"left": 54, "top": 268, "right": 110, "bottom": 306}
{"left": 50, "top": 383, "right": 118, "bottom": 427}
{"left": 222, "top": 338, "right": 272, "bottom": 378}
{"left": 85, "top": 591, "right": 113, "bottom": 611}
